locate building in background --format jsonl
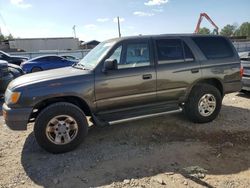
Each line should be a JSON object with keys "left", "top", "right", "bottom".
{"left": 9, "top": 37, "right": 80, "bottom": 52}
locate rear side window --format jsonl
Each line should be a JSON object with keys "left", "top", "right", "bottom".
{"left": 156, "top": 39, "right": 184, "bottom": 64}
{"left": 192, "top": 37, "right": 234, "bottom": 59}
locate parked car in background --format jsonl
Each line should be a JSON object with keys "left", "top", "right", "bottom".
{"left": 0, "top": 50, "right": 28, "bottom": 66}
{"left": 8, "top": 63, "right": 24, "bottom": 78}
{"left": 0, "top": 60, "right": 14, "bottom": 95}
{"left": 61, "top": 55, "right": 80, "bottom": 62}
{"left": 239, "top": 52, "right": 250, "bottom": 92}
{"left": 3, "top": 34, "right": 242, "bottom": 153}
{"left": 20, "top": 55, "right": 76, "bottom": 73}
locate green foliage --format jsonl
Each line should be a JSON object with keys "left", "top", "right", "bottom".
{"left": 234, "top": 22, "right": 250, "bottom": 38}
{"left": 0, "top": 34, "right": 14, "bottom": 41}
{"left": 198, "top": 27, "right": 211, "bottom": 34}
{"left": 0, "top": 34, "right": 5, "bottom": 41}
{"left": 220, "top": 24, "right": 237, "bottom": 36}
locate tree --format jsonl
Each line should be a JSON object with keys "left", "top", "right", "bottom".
{"left": 0, "top": 34, "right": 4, "bottom": 41}
{"left": 220, "top": 24, "right": 237, "bottom": 36}
{"left": 198, "top": 27, "right": 211, "bottom": 34}
{"left": 6, "top": 34, "right": 14, "bottom": 40}
{"left": 0, "top": 33, "right": 14, "bottom": 41}
{"left": 234, "top": 22, "right": 250, "bottom": 38}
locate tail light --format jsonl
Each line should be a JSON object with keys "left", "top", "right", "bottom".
{"left": 240, "top": 66, "right": 244, "bottom": 78}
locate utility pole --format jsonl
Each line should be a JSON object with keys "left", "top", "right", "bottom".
{"left": 73, "top": 25, "right": 76, "bottom": 38}
{"left": 117, "top": 16, "right": 121, "bottom": 38}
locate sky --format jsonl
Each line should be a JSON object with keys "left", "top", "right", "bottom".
{"left": 0, "top": 0, "right": 249, "bottom": 42}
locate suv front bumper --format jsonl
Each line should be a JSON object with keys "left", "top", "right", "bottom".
{"left": 2, "top": 103, "right": 33, "bottom": 130}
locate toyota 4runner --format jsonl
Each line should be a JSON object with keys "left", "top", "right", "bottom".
{"left": 2, "top": 34, "right": 242, "bottom": 153}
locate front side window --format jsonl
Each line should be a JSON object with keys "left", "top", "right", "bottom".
{"left": 118, "top": 42, "right": 150, "bottom": 69}
{"left": 156, "top": 39, "right": 184, "bottom": 64}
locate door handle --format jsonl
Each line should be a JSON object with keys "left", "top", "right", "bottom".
{"left": 142, "top": 74, "right": 152, "bottom": 80}
{"left": 191, "top": 69, "right": 199, "bottom": 73}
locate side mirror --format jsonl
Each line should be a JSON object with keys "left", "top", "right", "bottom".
{"left": 102, "top": 59, "right": 118, "bottom": 73}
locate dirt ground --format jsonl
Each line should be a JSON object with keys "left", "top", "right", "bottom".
{"left": 0, "top": 92, "right": 250, "bottom": 188}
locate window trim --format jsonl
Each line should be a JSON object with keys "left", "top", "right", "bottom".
{"left": 182, "top": 41, "right": 195, "bottom": 62}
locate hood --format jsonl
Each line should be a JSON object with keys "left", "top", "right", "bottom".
{"left": 8, "top": 63, "right": 22, "bottom": 70}
{"left": 8, "top": 66, "right": 91, "bottom": 90}
{"left": 0, "top": 60, "right": 8, "bottom": 67}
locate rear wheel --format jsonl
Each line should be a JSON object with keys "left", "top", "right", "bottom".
{"left": 34, "top": 102, "right": 88, "bottom": 153}
{"left": 31, "top": 67, "right": 42, "bottom": 73}
{"left": 185, "top": 84, "right": 222, "bottom": 123}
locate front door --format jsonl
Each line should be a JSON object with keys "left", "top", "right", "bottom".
{"left": 95, "top": 39, "right": 157, "bottom": 112}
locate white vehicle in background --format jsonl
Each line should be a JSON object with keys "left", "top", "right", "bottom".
{"left": 239, "top": 52, "right": 250, "bottom": 93}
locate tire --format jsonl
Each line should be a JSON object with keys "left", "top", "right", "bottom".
{"left": 185, "top": 84, "right": 222, "bottom": 123}
{"left": 34, "top": 102, "right": 88, "bottom": 153}
{"left": 31, "top": 67, "right": 42, "bottom": 73}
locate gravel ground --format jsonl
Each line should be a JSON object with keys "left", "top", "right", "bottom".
{"left": 0, "top": 92, "right": 250, "bottom": 188}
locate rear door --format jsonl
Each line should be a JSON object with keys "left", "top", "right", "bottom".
{"left": 154, "top": 37, "right": 201, "bottom": 102}
{"left": 95, "top": 38, "right": 157, "bottom": 112}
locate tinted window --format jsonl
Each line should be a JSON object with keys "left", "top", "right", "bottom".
{"left": 37, "top": 57, "right": 50, "bottom": 61}
{"left": 118, "top": 42, "right": 150, "bottom": 69}
{"left": 183, "top": 42, "right": 194, "bottom": 60}
{"left": 49, "top": 56, "right": 62, "bottom": 61}
{"left": 192, "top": 37, "right": 234, "bottom": 59}
{"left": 156, "top": 39, "right": 184, "bottom": 63}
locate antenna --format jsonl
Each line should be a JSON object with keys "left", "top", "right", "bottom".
{"left": 117, "top": 17, "right": 121, "bottom": 38}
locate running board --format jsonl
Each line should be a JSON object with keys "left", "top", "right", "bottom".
{"left": 109, "top": 107, "right": 183, "bottom": 125}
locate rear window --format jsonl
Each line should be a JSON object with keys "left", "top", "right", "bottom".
{"left": 192, "top": 37, "right": 234, "bottom": 59}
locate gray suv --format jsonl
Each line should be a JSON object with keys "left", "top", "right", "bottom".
{"left": 2, "top": 34, "right": 242, "bottom": 153}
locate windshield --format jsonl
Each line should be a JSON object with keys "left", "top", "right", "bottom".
{"left": 77, "top": 41, "right": 115, "bottom": 69}
{"left": 0, "top": 51, "right": 10, "bottom": 57}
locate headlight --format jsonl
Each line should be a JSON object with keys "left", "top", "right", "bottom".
{"left": 5, "top": 89, "right": 21, "bottom": 105}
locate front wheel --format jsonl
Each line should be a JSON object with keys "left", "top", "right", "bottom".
{"left": 185, "top": 84, "right": 222, "bottom": 123}
{"left": 34, "top": 102, "right": 88, "bottom": 153}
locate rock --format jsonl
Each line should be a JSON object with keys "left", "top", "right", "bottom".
{"left": 217, "top": 153, "right": 222, "bottom": 158}
{"left": 123, "top": 179, "right": 130, "bottom": 184}
{"left": 20, "top": 180, "right": 25, "bottom": 184}
{"left": 53, "top": 178, "right": 59, "bottom": 184}
{"left": 151, "top": 175, "right": 166, "bottom": 185}
{"left": 183, "top": 180, "right": 188, "bottom": 185}
{"left": 222, "top": 142, "right": 234, "bottom": 148}
{"left": 183, "top": 166, "right": 207, "bottom": 174}
{"left": 183, "top": 166, "right": 207, "bottom": 179}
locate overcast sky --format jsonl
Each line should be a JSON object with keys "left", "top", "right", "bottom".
{"left": 0, "top": 0, "right": 249, "bottom": 41}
